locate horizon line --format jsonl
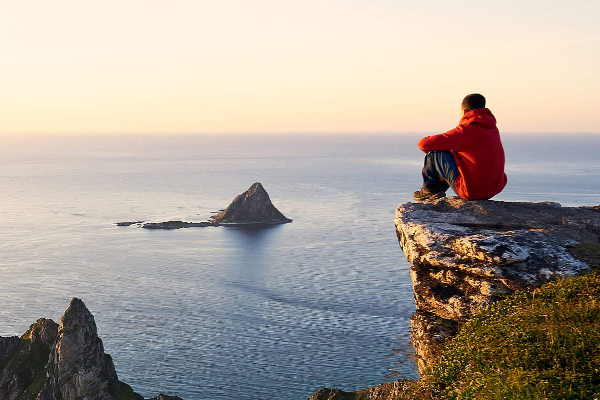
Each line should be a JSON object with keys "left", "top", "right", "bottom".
{"left": 1, "top": 130, "right": 599, "bottom": 136}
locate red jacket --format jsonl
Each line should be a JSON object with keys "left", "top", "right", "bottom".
{"left": 418, "top": 108, "right": 507, "bottom": 200}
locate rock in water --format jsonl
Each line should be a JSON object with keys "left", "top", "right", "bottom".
{"left": 307, "top": 380, "right": 412, "bottom": 400}
{"left": 211, "top": 182, "right": 292, "bottom": 224}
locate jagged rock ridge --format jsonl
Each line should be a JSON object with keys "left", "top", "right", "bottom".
{"left": 394, "top": 197, "right": 600, "bottom": 373}
{"left": 0, "top": 298, "right": 182, "bottom": 400}
{"left": 211, "top": 182, "right": 292, "bottom": 224}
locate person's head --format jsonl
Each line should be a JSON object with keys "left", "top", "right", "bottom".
{"left": 461, "top": 93, "right": 486, "bottom": 114}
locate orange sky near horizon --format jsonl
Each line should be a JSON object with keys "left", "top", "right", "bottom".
{"left": 1, "top": 0, "right": 599, "bottom": 134}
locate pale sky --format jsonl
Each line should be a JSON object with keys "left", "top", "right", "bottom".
{"left": 1, "top": 0, "right": 599, "bottom": 134}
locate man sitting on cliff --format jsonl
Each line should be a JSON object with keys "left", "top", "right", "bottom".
{"left": 413, "top": 93, "right": 507, "bottom": 201}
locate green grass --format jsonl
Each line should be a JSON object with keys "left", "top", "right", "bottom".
{"left": 418, "top": 270, "right": 600, "bottom": 400}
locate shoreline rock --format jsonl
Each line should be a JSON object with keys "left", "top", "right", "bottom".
{"left": 307, "top": 380, "right": 413, "bottom": 400}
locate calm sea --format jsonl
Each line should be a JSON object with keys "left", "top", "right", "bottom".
{"left": 1, "top": 133, "right": 599, "bottom": 400}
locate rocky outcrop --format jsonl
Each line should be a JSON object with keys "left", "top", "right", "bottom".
{"left": 395, "top": 197, "right": 600, "bottom": 373}
{"left": 210, "top": 182, "right": 292, "bottom": 224}
{"left": 0, "top": 298, "right": 182, "bottom": 400}
{"left": 39, "top": 298, "right": 128, "bottom": 400}
{"left": 307, "top": 380, "right": 412, "bottom": 400}
{"left": 0, "top": 336, "right": 20, "bottom": 362}
{"left": 0, "top": 318, "right": 58, "bottom": 400}
{"left": 116, "top": 182, "right": 291, "bottom": 229}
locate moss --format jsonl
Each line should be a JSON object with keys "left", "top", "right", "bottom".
{"left": 23, "top": 369, "right": 48, "bottom": 400}
{"left": 0, "top": 337, "right": 51, "bottom": 400}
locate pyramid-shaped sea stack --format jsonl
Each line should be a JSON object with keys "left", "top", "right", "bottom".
{"left": 211, "top": 182, "right": 292, "bottom": 224}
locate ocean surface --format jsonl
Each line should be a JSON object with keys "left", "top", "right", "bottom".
{"left": 1, "top": 133, "right": 599, "bottom": 400}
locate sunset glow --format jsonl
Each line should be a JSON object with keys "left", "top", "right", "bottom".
{"left": 1, "top": 0, "right": 599, "bottom": 134}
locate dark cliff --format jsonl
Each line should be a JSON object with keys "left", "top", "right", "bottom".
{"left": 0, "top": 298, "right": 182, "bottom": 400}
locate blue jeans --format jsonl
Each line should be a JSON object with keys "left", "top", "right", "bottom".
{"left": 422, "top": 150, "right": 459, "bottom": 192}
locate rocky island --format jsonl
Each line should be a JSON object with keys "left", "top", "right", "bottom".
{"left": 116, "top": 182, "right": 292, "bottom": 229}
{"left": 309, "top": 197, "right": 600, "bottom": 399}
{"left": 0, "top": 298, "right": 181, "bottom": 400}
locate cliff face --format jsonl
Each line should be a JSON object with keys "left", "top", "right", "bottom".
{"left": 395, "top": 197, "right": 600, "bottom": 373}
{"left": 0, "top": 298, "right": 182, "bottom": 400}
{"left": 39, "top": 298, "right": 125, "bottom": 400}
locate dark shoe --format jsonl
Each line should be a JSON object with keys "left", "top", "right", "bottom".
{"left": 413, "top": 186, "right": 446, "bottom": 202}
{"left": 439, "top": 180, "right": 450, "bottom": 192}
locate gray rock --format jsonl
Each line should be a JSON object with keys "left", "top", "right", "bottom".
{"left": 307, "top": 380, "right": 412, "bottom": 400}
{"left": 40, "top": 298, "right": 126, "bottom": 400}
{"left": 395, "top": 197, "right": 600, "bottom": 373}
{"left": 211, "top": 182, "right": 292, "bottom": 224}
{"left": 23, "top": 318, "right": 59, "bottom": 347}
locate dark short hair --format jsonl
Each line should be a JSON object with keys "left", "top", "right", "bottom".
{"left": 461, "top": 93, "right": 486, "bottom": 112}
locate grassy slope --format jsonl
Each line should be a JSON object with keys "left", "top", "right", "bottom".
{"left": 420, "top": 264, "right": 600, "bottom": 399}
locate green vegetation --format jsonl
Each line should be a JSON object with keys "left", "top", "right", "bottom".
{"left": 0, "top": 338, "right": 51, "bottom": 400}
{"left": 570, "top": 243, "right": 600, "bottom": 267}
{"left": 418, "top": 269, "right": 600, "bottom": 400}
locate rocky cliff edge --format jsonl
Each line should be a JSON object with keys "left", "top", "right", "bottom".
{"left": 395, "top": 197, "right": 600, "bottom": 373}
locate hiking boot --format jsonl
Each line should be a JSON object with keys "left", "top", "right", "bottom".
{"left": 413, "top": 186, "right": 446, "bottom": 202}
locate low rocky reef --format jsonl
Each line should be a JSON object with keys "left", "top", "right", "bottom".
{"left": 116, "top": 182, "right": 292, "bottom": 230}
{"left": 307, "top": 380, "right": 413, "bottom": 400}
{"left": 395, "top": 197, "right": 600, "bottom": 374}
{"left": 0, "top": 298, "right": 182, "bottom": 400}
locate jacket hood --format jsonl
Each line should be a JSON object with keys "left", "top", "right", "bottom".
{"left": 460, "top": 108, "right": 497, "bottom": 129}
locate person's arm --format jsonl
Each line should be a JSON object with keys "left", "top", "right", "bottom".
{"left": 418, "top": 126, "right": 463, "bottom": 153}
